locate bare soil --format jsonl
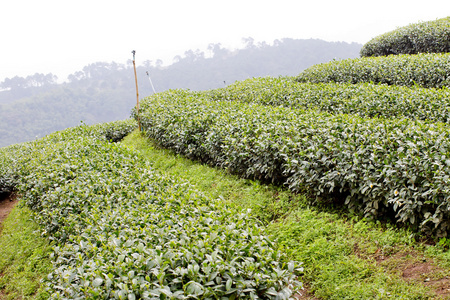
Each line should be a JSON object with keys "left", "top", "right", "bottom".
{"left": 375, "top": 251, "right": 450, "bottom": 299}
{"left": 294, "top": 283, "right": 320, "bottom": 300}
{"left": 0, "top": 193, "right": 17, "bottom": 231}
{"left": 401, "top": 258, "right": 450, "bottom": 298}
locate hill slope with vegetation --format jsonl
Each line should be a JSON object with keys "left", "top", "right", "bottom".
{"left": 3, "top": 17, "right": 450, "bottom": 300}
{"left": 0, "top": 120, "right": 301, "bottom": 299}
{"left": 0, "top": 38, "right": 361, "bottom": 148}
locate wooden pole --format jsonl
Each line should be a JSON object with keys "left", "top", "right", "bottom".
{"left": 132, "top": 50, "right": 141, "bottom": 131}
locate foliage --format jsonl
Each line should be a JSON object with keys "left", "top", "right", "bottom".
{"left": 0, "top": 143, "right": 31, "bottom": 199}
{"left": 0, "top": 73, "right": 58, "bottom": 90}
{"left": 121, "top": 130, "right": 304, "bottom": 225}
{"left": 296, "top": 52, "right": 450, "bottom": 88}
{"left": 135, "top": 89, "right": 450, "bottom": 236}
{"left": 361, "top": 17, "right": 450, "bottom": 57}
{"left": 0, "top": 119, "right": 136, "bottom": 198}
{"left": 122, "top": 131, "right": 437, "bottom": 299}
{"left": 95, "top": 119, "right": 138, "bottom": 142}
{"left": 209, "top": 77, "right": 450, "bottom": 124}
{"left": 0, "top": 177, "right": 15, "bottom": 199}
{"left": 0, "top": 120, "right": 301, "bottom": 299}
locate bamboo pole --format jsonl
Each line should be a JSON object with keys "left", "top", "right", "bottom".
{"left": 132, "top": 50, "right": 141, "bottom": 131}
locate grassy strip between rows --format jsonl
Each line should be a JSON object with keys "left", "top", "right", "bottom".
{"left": 360, "top": 17, "right": 450, "bottom": 57}
{"left": 0, "top": 121, "right": 300, "bottom": 299}
{"left": 296, "top": 52, "right": 450, "bottom": 89}
{"left": 134, "top": 90, "right": 450, "bottom": 237}
{"left": 122, "top": 130, "right": 450, "bottom": 299}
{"left": 208, "top": 77, "right": 450, "bottom": 124}
{"left": 0, "top": 203, "right": 53, "bottom": 300}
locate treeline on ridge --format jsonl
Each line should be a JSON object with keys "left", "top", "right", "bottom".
{"left": 0, "top": 38, "right": 361, "bottom": 148}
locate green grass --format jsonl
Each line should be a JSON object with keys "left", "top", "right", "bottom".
{"left": 269, "top": 210, "right": 435, "bottom": 299}
{"left": 0, "top": 203, "right": 53, "bottom": 300}
{"left": 122, "top": 129, "right": 450, "bottom": 299}
{"left": 121, "top": 129, "right": 304, "bottom": 224}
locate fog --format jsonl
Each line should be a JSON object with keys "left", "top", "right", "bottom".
{"left": 1, "top": 0, "right": 448, "bottom": 82}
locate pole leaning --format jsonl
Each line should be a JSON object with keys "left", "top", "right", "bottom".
{"left": 132, "top": 50, "right": 141, "bottom": 131}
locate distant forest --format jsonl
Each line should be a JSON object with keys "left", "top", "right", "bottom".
{"left": 0, "top": 38, "right": 361, "bottom": 147}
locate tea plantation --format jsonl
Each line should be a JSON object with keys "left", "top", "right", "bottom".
{"left": 0, "top": 120, "right": 301, "bottom": 299}
{"left": 135, "top": 78, "right": 450, "bottom": 236}
{"left": 2, "top": 17, "right": 450, "bottom": 299}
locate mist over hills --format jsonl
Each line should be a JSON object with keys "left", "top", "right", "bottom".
{"left": 0, "top": 38, "right": 361, "bottom": 147}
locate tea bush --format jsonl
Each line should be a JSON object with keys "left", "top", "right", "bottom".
{"left": 296, "top": 53, "right": 450, "bottom": 88}
{"left": 361, "top": 17, "right": 450, "bottom": 57}
{"left": 209, "top": 77, "right": 450, "bottom": 123}
{"left": 0, "top": 120, "right": 301, "bottom": 299}
{"left": 136, "top": 90, "right": 450, "bottom": 236}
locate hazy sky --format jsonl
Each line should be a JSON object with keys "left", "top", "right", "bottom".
{"left": 1, "top": 0, "right": 449, "bottom": 82}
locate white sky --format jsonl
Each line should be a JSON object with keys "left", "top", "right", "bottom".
{"left": 1, "top": 0, "right": 449, "bottom": 82}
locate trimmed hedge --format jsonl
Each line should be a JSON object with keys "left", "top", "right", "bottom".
{"left": 0, "top": 120, "right": 301, "bottom": 299}
{"left": 209, "top": 77, "right": 450, "bottom": 124}
{"left": 361, "top": 17, "right": 450, "bottom": 57}
{"left": 296, "top": 52, "right": 450, "bottom": 88}
{"left": 135, "top": 90, "right": 450, "bottom": 237}
{"left": 0, "top": 119, "right": 137, "bottom": 201}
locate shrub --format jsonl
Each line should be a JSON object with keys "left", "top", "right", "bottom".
{"left": 209, "top": 77, "right": 450, "bottom": 124}
{"left": 361, "top": 17, "right": 450, "bottom": 57}
{"left": 296, "top": 53, "right": 450, "bottom": 89}
{"left": 136, "top": 89, "right": 450, "bottom": 236}
{"left": 0, "top": 120, "right": 301, "bottom": 299}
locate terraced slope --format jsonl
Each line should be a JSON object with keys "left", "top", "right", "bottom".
{"left": 0, "top": 120, "right": 300, "bottom": 299}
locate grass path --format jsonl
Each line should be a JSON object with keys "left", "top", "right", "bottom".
{"left": 123, "top": 130, "right": 450, "bottom": 299}
{"left": 0, "top": 201, "right": 53, "bottom": 300}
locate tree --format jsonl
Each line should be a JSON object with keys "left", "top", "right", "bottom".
{"left": 26, "top": 73, "right": 58, "bottom": 87}
{"left": 1, "top": 73, "right": 58, "bottom": 91}
{"left": 1, "top": 76, "right": 28, "bottom": 90}
{"left": 208, "top": 43, "right": 230, "bottom": 59}
{"left": 242, "top": 37, "right": 256, "bottom": 49}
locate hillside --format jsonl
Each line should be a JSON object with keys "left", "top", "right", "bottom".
{"left": 0, "top": 38, "right": 361, "bottom": 148}
{"left": 3, "top": 17, "right": 450, "bottom": 299}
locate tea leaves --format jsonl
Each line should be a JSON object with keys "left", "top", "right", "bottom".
{"left": 136, "top": 88, "right": 450, "bottom": 236}
{"left": 0, "top": 120, "right": 300, "bottom": 299}
{"left": 296, "top": 53, "right": 450, "bottom": 89}
{"left": 361, "top": 17, "right": 450, "bottom": 57}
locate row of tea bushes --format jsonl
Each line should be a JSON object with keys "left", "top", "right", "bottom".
{"left": 0, "top": 143, "right": 25, "bottom": 197}
{"left": 296, "top": 52, "right": 450, "bottom": 89}
{"left": 0, "top": 119, "right": 137, "bottom": 199}
{"left": 0, "top": 121, "right": 301, "bottom": 299}
{"left": 97, "top": 119, "right": 138, "bottom": 142}
{"left": 361, "top": 17, "right": 450, "bottom": 57}
{"left": 136, "top": 90, "right": 450, "bottom": 236}
{"left": 209, "top": 77, "right": 450, "bottom": 123}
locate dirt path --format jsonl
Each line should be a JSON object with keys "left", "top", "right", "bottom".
{"left": 0, "top": 194, "right": 17, "bottom": 230}
{"left": 295, "top": 283, "right": 320, "bottom": 300}
{"left": 377, "top": 251, "right": 450, "bottom": 299}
